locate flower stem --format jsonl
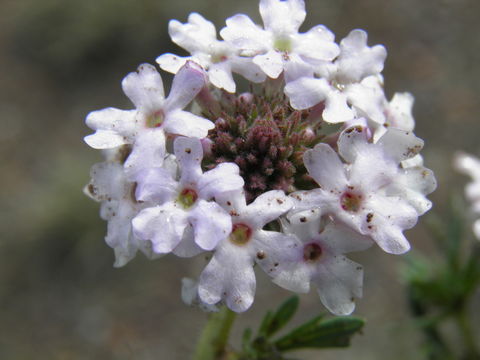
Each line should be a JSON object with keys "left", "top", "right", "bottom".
{"left": 193, "top": 306, "right": 238, "bottom": 360}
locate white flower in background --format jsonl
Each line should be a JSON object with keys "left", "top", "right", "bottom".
{"left": 454, "top": 152, "right": 480, "bottom": 239}
{"left": 132, "top": 137, "right": 244, "bottom": 256}
{"left": 157, "top": 13, "right": 266, "bottom": 93}
{"left": 84, "top": 161, "right": 159, "bottom": 267}
{"left": 84, "top": 62, "right": 213, "bottom": 178}
{"left": 198, "top": 190, "right": 294, "bottom": 312}
{"left": 84, "top": 0, "right": 436, "bottom": 314}
{"left": 220, "top": 0, "right": 339, "bottom": 82}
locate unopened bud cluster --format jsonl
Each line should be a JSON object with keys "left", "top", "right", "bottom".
{"left": 84, "top": 0, "right": 436, "bottom": 315}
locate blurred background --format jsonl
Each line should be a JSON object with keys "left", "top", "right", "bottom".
{"left": 1, "top": 0, "right": 479, "bottom": 358}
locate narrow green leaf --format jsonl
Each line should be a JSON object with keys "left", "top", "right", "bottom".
{"left": 275, "top": 317, "right": 365, "bottom": 351}
{"left": 242, "top": 328, "right": 252, "bottom": 353}
{"left": 274, "top": 314, "right": 324, "bottom": 342}
{"left": 258, "top": 310, "right": 274, "bottom": 337}
{"left": 262, "top": 296, "right": 299, "bottom": 337}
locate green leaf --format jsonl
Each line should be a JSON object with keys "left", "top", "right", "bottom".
{"left": 274, "top": 316, "right": 365, "bottom": 351}
{"left": 259, "top": 296, "right": 299, "bottom": 338}
{"left": 242, "top": 328, "right": 252, "bottom": 352}
{"left": 258, "top": 310, "right": 274, "bottom": 337}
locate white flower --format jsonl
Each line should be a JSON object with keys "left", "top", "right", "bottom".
{"left": 292, "top": 126, "right": 421, "bottom": 254}
{"left": 285, "top": 30, "right": 387, "bottom": 124}
{"left": 454, "top": 152, "right": 480, "bottom": 239}
{"left": 132, "top": 137, "right": 244, "bottom": 256}
{"left": 368, "top": 92, "right": 416, "bottom": 141}
{"left": 320, "top": 29, "right": 387, "bottom": 84}
{"left": 219, "top": 0, "right": 339, "bottom": 81}
{"left": 266, "top": 212, "right": 373, "bottom": 315}
{"left": 84, "top": 62, "right": 213, "bottom": 178}
{"left": 198, "top": 190, "right": 295, "bottom": 312}
{"left": 157, "top": 13, "right": 266, "bottom": 93}
{"left": 84, "top": 161, "right": 159, "bottom": 267}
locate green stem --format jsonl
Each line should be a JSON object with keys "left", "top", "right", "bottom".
{"left": 193, "top": 306, "right": 238, "bottom": 360}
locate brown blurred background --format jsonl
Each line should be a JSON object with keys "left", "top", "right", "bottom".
{"left": 1, "top": 0, "right": 479, "bottom": 358}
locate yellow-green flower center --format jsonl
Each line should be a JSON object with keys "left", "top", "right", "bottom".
{"left": 177, "top": 188, "right": 198, "bottom": 209}
{"left": 146, "top": 110, "right": 164, "bottom": 128}
{"left": 229, "top": 223, "right": 252, "bottom": 246}
{"left": 274, "top": 36, "right": 292, "bottom": 53}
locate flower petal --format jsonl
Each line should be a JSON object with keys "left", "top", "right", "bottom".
{"left": 294, "top": 25, "right": 339, "bottom": 62}
{"left": 208, "top": 62, "right": 236, "bottom": 93}
{"left": 189, "top": 200, "right": 232, "bottom": 251}
{"left": 84, "top": 130, "right": 129, "bottom": 150}
{"left": 122, "top": 63, "right": 165, "bottom": 113}
{"left": 220, "top": 14, "right": 268, "bottom": 54}
{"left": 230, "top": 57, "right": 267, "bottom": 83}
{"left": 163, "top": 109, "right": 214, "bottom": 138}
{"left": 313, "top": 256, "right": 363, "bottom": 315}
{"left": 377, "top": 128, "right": 424, "bottom": 163}
{"left": 169, "top": 13, "right": 217, "bottom": 53}
{"left": 254, "top": 230, "right": 311, "bottom": 293}
{"left": 84, "top": 108, "right": 136, "bottom": 149}
{"left": 253, "top": 50, "right": 284, "bottom": 79}
{"left": 303, "top": 143, "right": 347, "bottom": 191}
{"left": 259, "top": 0, "right": 306, "bottom": 34}
{"left": 174, "top": 136, "right": 203, "bottom": 185}
{"left": 123, "top": 129, "right": 166, "bottom": 179}
{"left": 337, "top": 29, "right": 387, "bottom": 83}
{"left": 241, "top": 190, "right": 293, "bottom": 229}
{"left": 132, "top": 204, "right": 188, "bottom": 254}
{"left": 198, "top": 241, "right": 256, "bottom": 312}
{"left": 156, "top": 53, "right": 190, "bottom": 74}
{"left": 134, "top": 167, "right": 178, "bottom": 204}
{"left": 284, "top": 77, "right": 328, "bottom": 110}
{"left": 164, "top": 61, "right": 206, "bottom": 112}
{"left": 198, "top": 162, "right": 244, "bottom": 200}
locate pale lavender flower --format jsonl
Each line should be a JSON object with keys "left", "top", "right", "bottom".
{"left": 85, "top": 62, "right": 213, "bottom": 178}
{"left": 266, "top": 212, "right": 373, "bottom": 315}
{"left": 285, "top": 30, "right": 386, "bottom": 124}
{"left": 292, "top": 126, "right": 422, "bottom": 254}
{"left": 220, "top": 0, "right": 339, "bottom": 81}
{"left": 198, "top": 190, "right": 294, "bottom": 312}
{"left": 157, "top": 13, "right": 266, "bottom": 93}
{"left": 132, "top": 137, "right": 244, "bottom": 256}
{"left": 85, "top": 161, "right": 159, "bottom": 267}
{"left": 454, "top": 152, "right": 480, "bottom": 239}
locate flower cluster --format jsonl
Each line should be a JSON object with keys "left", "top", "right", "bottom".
{"left": 84, "top": 0, "right": 436, "bottom": 315}
{"left": 454, "top": 152, "right": 480, "bottom": 239}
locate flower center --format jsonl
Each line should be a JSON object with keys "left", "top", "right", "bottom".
{"left": 303, "top": 243, "right": 323, "bottom": 262}
{"left": 229, "top": 223, "right": 252, "bottom": 246}
{"left": 274, "top": 36, "right": 292, "bottom": 53}
{"left": 204, "top": 93, "right": 322, "bottom": 203}
{"left": 177, "top": 188, "right": 198, "bottom": 209}
{"left": 146, "top": 110, "right": 164, "bottom": 128}
{"left": 340, "top": 190, "right": 362, "bottom": 212}
{"left": 211, "top": 53, "right": 229, "bottom": 64}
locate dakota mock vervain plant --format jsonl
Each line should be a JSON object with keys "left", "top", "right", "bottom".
{"left": 84, "top": 0, "right": 437, "bottom": 322}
